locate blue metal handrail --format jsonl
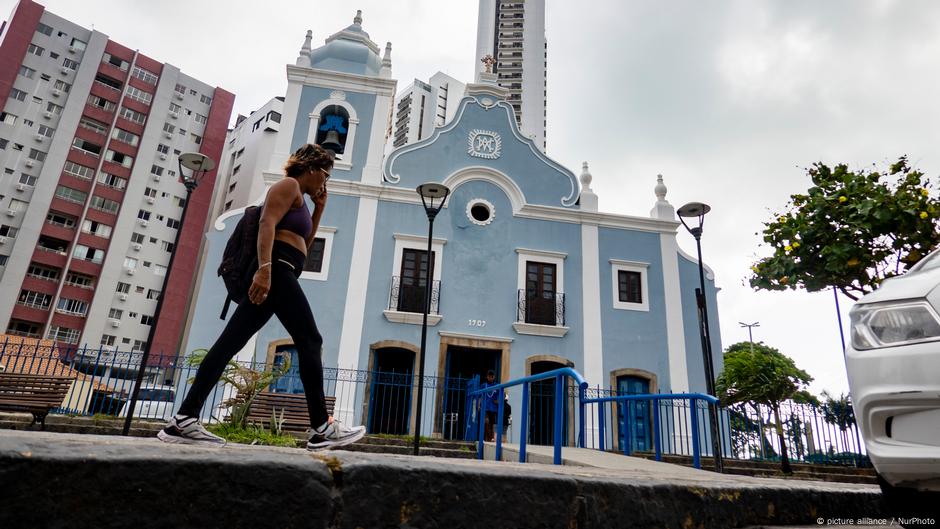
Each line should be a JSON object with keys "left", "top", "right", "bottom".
{"left": 467, "top": 367, "right": 588, "bottom": 465}
{"left": 583, "top": 392, "right": 719, "bottom": 469}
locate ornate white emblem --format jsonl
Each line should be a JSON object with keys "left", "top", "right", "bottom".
{"left": 468, "top": 129, "right": 502, "bottom": 159}
{"left": 329, "top": 90, "right": 346, "bottom": 101}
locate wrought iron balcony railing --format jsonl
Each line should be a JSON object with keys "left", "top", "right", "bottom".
{"left": 517, "top": 289, "right": 565, "bottom": 326}
{"left": 388, "top": 276, "right": 441, "bottom": 315}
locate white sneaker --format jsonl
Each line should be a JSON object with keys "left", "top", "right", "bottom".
{"left": 307, "top": 418, "right": 365, "bottom": 450}
{"left": 157, "top": 416, "right": 226, "bottom": 447}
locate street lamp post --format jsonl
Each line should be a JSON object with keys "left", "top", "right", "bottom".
{"left": 122, "top": 152, "right": 215, "bottom": 436}
{"left": 412, "top": 183, "right": 450, "bottom": 456}
{"left": 739, "top": 321, "right": 760, "bottom": 351}
{"left": 677, "top": 201, "right": 723, "bottom": 473}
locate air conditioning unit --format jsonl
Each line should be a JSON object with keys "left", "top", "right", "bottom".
{"left": 174, "top": 92, "right": 183, "bottom": 100}
{"left": 60, "top": 66, "right": 71, "bottom": 75}
{"left": 159, "top": 153, "right": 167, "bottom": 160}
{"left": 164, "top": 132, "right": 173, "bottom": 139}
{"left": 109, "top": 318, "right": 120, "bottom": 327}
{"left": 6, "top": 209, "right": 17, "bottom": 217}
{"left": 52, "top": 89, "right": 62, "bottom": 97}
{"left": 68, "top": 45, "right": 79, "bottom": 54}
{"left": 133, "top": 243, "right": 142, "bottom": 251}
{"left": 34, "top": 134, "right": 44, "bottom": 142}
{"left": 169, "top": 112, "right": 179, "bottom": 120}
{"left": 152, "top": 174, "right": 161, "bottom": 182}
{"left": 125, "top": 268, "right": 135, "bottom": 276}
{"left": 146, "top": 197, "right": 155, "bottom": 205}
{"left": 0, "top": 236, "right": 7, "bottom": 245}
{"left": 43, "top": 111, "right": 53, "bottom": 120}
{"left": 138, "top": 219, "right": 149, "bottom": 227}
{"left": 119, "top": 294, "right": 128, "bottom": 301}
{"left": 15, "top": 183, "right": 26, "bottom": 192}
{"left": 25, "top": 159, "right": 35, "bottom": 168}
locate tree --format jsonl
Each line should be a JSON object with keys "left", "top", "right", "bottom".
{"left": 716, "top": 341, "right": 814, "bottom": 474}
{"left": 820, "top": 391, "right": 856, "bottom": 457}
{"left": 749, "top": 157, "right": 940, "bottom": 300}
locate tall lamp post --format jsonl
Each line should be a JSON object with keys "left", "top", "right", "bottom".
{"left": 739, "top": 321, "right": 760, "bottom": 351}
{"left": 412, "top": 183, "right": 450, "bottom": 456}
{"left": 677, "top": 201, "right": 723, "bottom": 473}
{"left": 122, "top": 152, "right": 216, "bottom": 436}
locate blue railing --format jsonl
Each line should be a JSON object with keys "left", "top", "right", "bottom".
{"left": 467, "top": 367, "right": 587, "bottom": 465}
{"left": 582, "top": 392, "right": 718, "bottom": 469}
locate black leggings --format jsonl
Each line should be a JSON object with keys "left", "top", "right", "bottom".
{"left": 178, "top": 240, "right": 329, "bottom": 428}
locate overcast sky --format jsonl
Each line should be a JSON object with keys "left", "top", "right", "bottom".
{"left": 7, "top": 0, "right": 940, "bottom": 397}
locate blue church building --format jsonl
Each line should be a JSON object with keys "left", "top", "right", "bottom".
{"left": 181, "top": 13, "right": 722, "bottom": 446}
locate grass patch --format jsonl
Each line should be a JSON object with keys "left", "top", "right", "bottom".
{"left": 207, "top": 423, "right": 299, "bottom": 447}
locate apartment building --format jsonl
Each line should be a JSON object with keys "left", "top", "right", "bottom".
{"left": 0, "top": 0, "right": 233, "bottom": 365}
{"left": 475, "top": 0, "right": 547, "bottom": 151}
{"left": 390, "top": 72, "right": 465, "bottom": 149}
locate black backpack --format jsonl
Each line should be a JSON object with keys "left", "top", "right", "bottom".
{"left": 217, "top": 205, "right": 261, "bottom": 319}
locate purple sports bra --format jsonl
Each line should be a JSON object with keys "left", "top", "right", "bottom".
{"left": 275, "top": 201, "right": 312, "bottom": 239}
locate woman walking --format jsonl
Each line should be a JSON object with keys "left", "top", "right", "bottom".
{"left": 158, "top": 143, "right": 365, "bottom": 449}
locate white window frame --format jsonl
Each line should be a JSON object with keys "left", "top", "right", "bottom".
{"left": 610, "top": 259, "right": 650, "bottom": 312}
{"left": 513, "top": 248, "right": 569, "bottom": 337}
{"left": 383, "top": 233, "right": 446, "bottom": 326}
{"left": 299, "top": 226, "right": 337, "bottom": 282}
{"left": 307, "top": 98, "right": 359, "bottom": 171}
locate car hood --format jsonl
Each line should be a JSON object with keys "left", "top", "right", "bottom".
{"left": 857, "top": 266, "right": 940, "bottom": 305}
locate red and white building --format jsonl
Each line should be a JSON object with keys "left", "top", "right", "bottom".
{"left": 0, "top": 0, "right": 234, "bottom": 365}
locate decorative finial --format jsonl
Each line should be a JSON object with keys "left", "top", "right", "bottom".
{"left": 383, "top": 42, "right": 392, "bottom": 65}
{"left": 481, "top": 54, "right": 496, "bottom": 74}
{"left": 354, "top": 9, "right": 362, "bottom": 25}
{"left": 296, "top": 30, "right": 313, "bottom": 66}
{"left": 654, "top": 173, "right": 667, "bottom": 200}
{"left": 580, "top": 161, "right": 593, "bottom": 189}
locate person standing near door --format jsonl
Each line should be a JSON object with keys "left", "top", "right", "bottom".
{"left": 482, "top": 370, "right": 500, "bottom": 442}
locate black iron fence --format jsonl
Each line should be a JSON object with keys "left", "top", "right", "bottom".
{"left": 0, "top": 340, "right": 867, "bottom": 467}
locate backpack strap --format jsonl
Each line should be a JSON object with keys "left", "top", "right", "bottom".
{"left": 220, "top": 294, "right": 232, "bottom": 320}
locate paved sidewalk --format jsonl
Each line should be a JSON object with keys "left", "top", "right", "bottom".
{"left": 1, "top": 429, "right": 886, "bottom": 529}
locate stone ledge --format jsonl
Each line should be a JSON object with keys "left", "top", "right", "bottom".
{"left": 0, "top": 430, "right": 889, "bottom": 529}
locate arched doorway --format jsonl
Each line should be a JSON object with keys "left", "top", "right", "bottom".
{"left": 366, "top": 344, "right": 416, "bottom": 435}
{"left": 526, "top": 356, "right": 575, "bottom": 446}
{"left": 610, "top": 368, "right": 658, "bottom": 454}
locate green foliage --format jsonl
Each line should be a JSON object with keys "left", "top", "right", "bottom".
{"left": 206, "top": 422, "right": 299, "bottom": 447}
{"left": 186, "top": 349, "right": 291, "bottom": 429}
{"left": 716, "top": 342, "right": 814, "bottom": 409}
{"left": 750, "top": 157, "right": 940, "bottom": 300}
{"left": 717, "top": 341, "right": 814, "bottom": 474}
{"left": 820, "top": 391, "right": 856, "bottom": 431}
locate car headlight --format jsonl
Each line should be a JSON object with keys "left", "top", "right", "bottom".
{"left": 850, "top": 299, "right": 940, "bottom": 350}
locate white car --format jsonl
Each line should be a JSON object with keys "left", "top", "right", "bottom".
{"left": 118, "top": 385, "right": 176, "bottom": 420}
{"left": 846, "top": 250, "right": 940, "bottom": 516}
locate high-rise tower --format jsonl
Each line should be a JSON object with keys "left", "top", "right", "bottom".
{"left": 474, "top": 0, "right": 546, "bottom": 151}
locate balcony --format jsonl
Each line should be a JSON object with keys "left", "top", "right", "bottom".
{"left": 40, "top": 220, "right": 76, "bottom": 242}
{"left": 31, "top": 246, "right": 68, "bottom": 268}
{"left": 513, "top": 289, "right": 568, "bottom": 337}
{"left": 383, "top": 276, "right": 441, "bottom": 326}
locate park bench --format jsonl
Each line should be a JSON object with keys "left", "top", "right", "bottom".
{"left": 244, "top": 391, "right": 336, "bottom": 432}
{"left": 0, "top": 373, "right": 73, "bottom": 429}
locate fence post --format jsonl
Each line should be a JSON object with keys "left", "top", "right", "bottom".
{"left": 477, "top": 396, "right": 485, "bottom": 460}
{"left": 653, "top": 397, "right": 662, "bottom": 462}
{"left": 598, "top": 395, "right": 606, "bottom": 452}
{"left": 520, "top": 382, "right": 529, "bottom": 463}
{"left": 578, "top": 383, "right": 586, "bottom": 449}
{"left": 691, "top": 398, "right": 701, "bottom": 469}
{"left": 496, "top": 388, "right": 505, "bottom": 462}
{"left": 553, "top": 374, "right": 563, "bottom": 465}
{"left": 623, "top": 400, "right": 632, "bottom": 456}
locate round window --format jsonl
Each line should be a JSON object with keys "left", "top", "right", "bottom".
{"left": 466, "top": 199, "right": 495, "bottom": 226}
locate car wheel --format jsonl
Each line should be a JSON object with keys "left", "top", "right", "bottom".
{"left": 877, "top": 473, "right": 940, "bottom": 521}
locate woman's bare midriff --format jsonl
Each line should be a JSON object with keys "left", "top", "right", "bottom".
{"left": 274, "top": 230, "right": 308, "bottom": 256}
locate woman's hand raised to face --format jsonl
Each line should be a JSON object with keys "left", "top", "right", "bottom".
{"left": 312, "top": 185, "right": 328, "bottom": 210}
